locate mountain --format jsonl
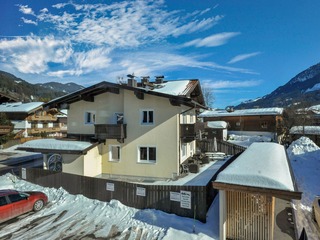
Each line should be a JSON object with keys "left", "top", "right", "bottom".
{"left": 236, "top": 62, "right": 320, "bottom": 109}
{"left": 0, "top": 70, "right": 84, "bottom": 102}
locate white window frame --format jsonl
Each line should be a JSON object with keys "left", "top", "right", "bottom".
{"left": 140, "top": 109, "right": 154, "bottom": 125}
{"left": 138, "top": 146, "right": 157, "bottom": 163}
{"left": 109, "top": 145, "right": 121, "bottom": 162}
{"left": 84, "top": 111, "right": 96, "bottom": 124}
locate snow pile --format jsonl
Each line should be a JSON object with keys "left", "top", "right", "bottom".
{"left": 287, "top": 136, "right": 320, "bottom": 157}
{"left": 0, "top": 173, "right": 219, "bottom": 240}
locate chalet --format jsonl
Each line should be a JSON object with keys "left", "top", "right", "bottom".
{"left": 0, "top": 102, "right": 61, "bottom": 140}
{"left": 199, "top": 107, "right": 284, "bottom": 142}
{"left": 212, "top": 142, "right": 301, "bottom": 240}
{"left": 18, "top": 77, "right": 206, "bottom": 180}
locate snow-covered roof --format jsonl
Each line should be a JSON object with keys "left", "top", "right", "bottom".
{"left": 147, "top": 80, "right": 191, "bottom": 96}
{"left": 18, "top": 139, "right": 93, "bottom": 153}
{"left": 199, "top": 107, "right": 284, "bottom": 118}
{"left": 207, "top": 121, "right": 228, "bottom": 129}
{"left": 0, "top": 102, "right": 43, "bottom": 113}
{"left": 215, "top": 142, "right": 295, "bottom": 191}
{"left": 290, "top": 126, "right": 320, "bottom": 135}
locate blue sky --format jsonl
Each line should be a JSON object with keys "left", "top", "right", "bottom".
{"left": 1, "top": 0, "right": 320, "bottom": 108}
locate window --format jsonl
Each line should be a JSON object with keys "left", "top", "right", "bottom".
{"left": 0, "top": 196, "right": 7, "bottom": 206}
{"left": 138, "top": 146, "right": 156, "bottom": 163}
{"left": 8, "top": 194, "right": 24, "bottom": 203}
{"left": 261, "top": 122, "right": 268, "bottom": 129}
{"left": 141, "top": 110, "right": 154, "bottom": 125}
{"left": 109, "top": 145, "right": 121, "bottom": 162}
{"left": 85, "top": 111, "right": 96, "bottom": 124}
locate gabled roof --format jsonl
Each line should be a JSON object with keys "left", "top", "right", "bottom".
{"left": 44, "top": 80, "right": 206, "bottom": 109}
{"left": 0, "top": 102, "right": 43, "bottom": 114}
{"left": 199, "top": 107, "right": 284, "bottom": 118}
{"left": 212, "top": 142, "right": 301, "bottom": 200}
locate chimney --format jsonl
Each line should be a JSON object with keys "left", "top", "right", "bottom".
{"left": 141, "top": 76, "right": 150, "bottom": 86}
{"left": 155, "top": 75, "right": 164, "bottom": 84}
{"left": 127, "top": 74, "right": 137, "bottom": 87}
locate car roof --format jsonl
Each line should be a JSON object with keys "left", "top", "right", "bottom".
{"left": 0, "top": 189, "right": 19, "bottom": 197}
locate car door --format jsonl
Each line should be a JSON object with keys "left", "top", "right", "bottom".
{"left": 7, "top": 193, "right": 30, "bottom": 218}
{"left": 0, "top": 196, "right": 12, "bottom": 223}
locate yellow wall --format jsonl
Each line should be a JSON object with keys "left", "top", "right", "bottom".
{"left": 83, "top": 146, "right": 102, "bottom": 177}
{"left": 62, "top": 154, "right": 84, "bottom": 175}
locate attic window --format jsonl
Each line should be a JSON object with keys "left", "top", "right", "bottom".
{"left": 84, "top": 111, "right": 96, "bottom": 124}
{"left": 140, "top": 109, "right": 154, "bottom": 125}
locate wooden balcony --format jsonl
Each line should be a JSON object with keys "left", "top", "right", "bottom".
{"left": 95, "top": 124, "right": 127, "bottom": 143}
{"left": 180, "top": 124, "right": 196, "bottom": 142}
{"left": 27, "top": 127, "right": 61, "bottom": 134}
{"left": 27, "top": 115, "right": 57, "bottom": 122}
{"left": 0, "top": 125, "right": 13, "bottom": 135}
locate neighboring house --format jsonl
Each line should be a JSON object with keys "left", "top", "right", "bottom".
{"left": 20, "top": 77, "right": 206, "bottom": 180}
{"left": 0, "top": 91, "right": 19, "bottom": 103}
{"left": 0, "top": 102, "right": 61, "bottom": 139}
{"left": 199, "top": 107, "right": 284, "bottom": 142}
{"left": 213, "top": 142, "right": 301, "bottom": 240}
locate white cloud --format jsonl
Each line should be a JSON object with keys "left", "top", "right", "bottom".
{"left": 201, "top": 79, "right": 263, "bottom": 89}
{"left": 0, "top": 36, "right": 72, "bottom": 74}
{"left": 21, "top": 17, "right": 37, "bottom": 25}
{"left": 184, "top": 32, "right": 241, "bottom": 47}
{"left": 17, "top": 4, "right": 34, "bottom": 15}
{"left": 228, "top": 52, "right": 261, "bottom": 64}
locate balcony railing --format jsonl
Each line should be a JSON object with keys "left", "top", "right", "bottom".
{"left": 180, "top": 124, "right": 196, "bottom": 142}
{"left": 95, "top": 124, "right": 127, "bottom": 143}
{"left": 27, "top": 127, "right": 61, "bottom": 134}
{"left": 0, "top": 125, "right": 13, "bottom": 135}
{"left": 27, "top": 115, "right": 57, "bottom": 121}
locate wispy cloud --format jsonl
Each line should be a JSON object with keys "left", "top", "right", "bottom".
{"left": 17, "top": 4, "right": 35, "bottom": 15}
{"left": 21, "top": 17, "right": 37, "bottom": 25}
{"left": 184, "top": 32, "right": 241, "bottom": 47}
{"left": 201, "top": 79, "right": 263, "bottom": 89}
{"left": 228, "top": 52, "right": 261, "bottom": 64}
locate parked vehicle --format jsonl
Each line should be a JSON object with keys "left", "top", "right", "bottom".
{"left": 312, "top": 195, "right": 320, "bottom": 228}
{"left": 0, "top": 189, "right": 48, "bottom": 223}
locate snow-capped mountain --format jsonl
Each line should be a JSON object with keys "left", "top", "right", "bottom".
{"left": 237, "top": 62, "right": 320, "bottom": 108}
{"left": 0, "top": 70, "right": 83, "bottom": 102}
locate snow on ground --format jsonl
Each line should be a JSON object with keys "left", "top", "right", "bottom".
{"left": 0, "top": 173, "right": 219, "bottom": 240}
{"left": 286, "top": 137, "right": 320, "bottom": 239}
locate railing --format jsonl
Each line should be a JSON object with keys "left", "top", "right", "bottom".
{"left": 95, "top": 124, "right": 127, "bottom": 142}
{"left": 180, "top": 124, "right": 196, "bottom": 142}
{"left": 27, "top": 127, "right": 61, "bottom": 134}
{"left": 27, "top": 115, "right": 57, "bottom": 121}
{"left": 197, "top": 139, "right": 246, "bottom": 156}
{"left": 0, "top": 125, "right": 13, "bottom": 135}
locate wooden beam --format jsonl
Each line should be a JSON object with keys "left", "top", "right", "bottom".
{"left": 212, "top": 181, "right": 302, "bottom": 200}
{"left": 134, "top": 91, "right": 144, "bottom": 100}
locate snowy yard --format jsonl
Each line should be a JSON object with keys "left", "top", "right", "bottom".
{"left": 0, "top": 136, "right": 319, "bottom": 239}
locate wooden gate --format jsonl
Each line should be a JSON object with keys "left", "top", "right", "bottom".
{"left": 226, "top": 191, "right": 275, "bottom": 240}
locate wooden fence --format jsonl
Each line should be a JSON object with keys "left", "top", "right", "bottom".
{"left": 197, "top": 139, "right": 246, "bottom": 155}
{"left": 21, "top": 168, "right": 213, "bottom": 222}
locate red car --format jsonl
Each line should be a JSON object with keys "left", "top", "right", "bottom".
{"left": 0, "top": 189, "right": 48, "bottom": 223}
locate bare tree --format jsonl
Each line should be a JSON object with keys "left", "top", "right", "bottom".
{"left": 202, "top": 87, "right": 215, "bottom": 108}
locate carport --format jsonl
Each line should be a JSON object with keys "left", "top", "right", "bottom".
{"left": 212, "top": 142, "right": 301, "bottom": 240}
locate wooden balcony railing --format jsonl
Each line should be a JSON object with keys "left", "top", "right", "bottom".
{"left": 180, "top": 124, "right": 196, "bottom": 142}
{"left": 27, "top": 127, "right": 61, "bottom": 134}
{"left": 27, "top": 115, "right": 57, "bottom": 121}
{"left": 0, "top": 125, "right": 13, "bottom": 135}
{"left": 95, "top": 124, "right": 127, "bottom": 143}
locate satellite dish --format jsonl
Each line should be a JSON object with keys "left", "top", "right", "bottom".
{"left": 48, "top": 154, "right": 63, "bottom": 172}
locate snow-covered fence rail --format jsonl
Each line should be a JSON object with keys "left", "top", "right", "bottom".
{"left": 20, "top": 168, "right": 213, "bottom": 222}
{"left": 197, "top": 139, "right": 246, "bottom": 155}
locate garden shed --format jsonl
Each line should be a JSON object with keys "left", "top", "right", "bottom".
{"left": 212, "top": 142, "right": 301, "bottom": 240}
